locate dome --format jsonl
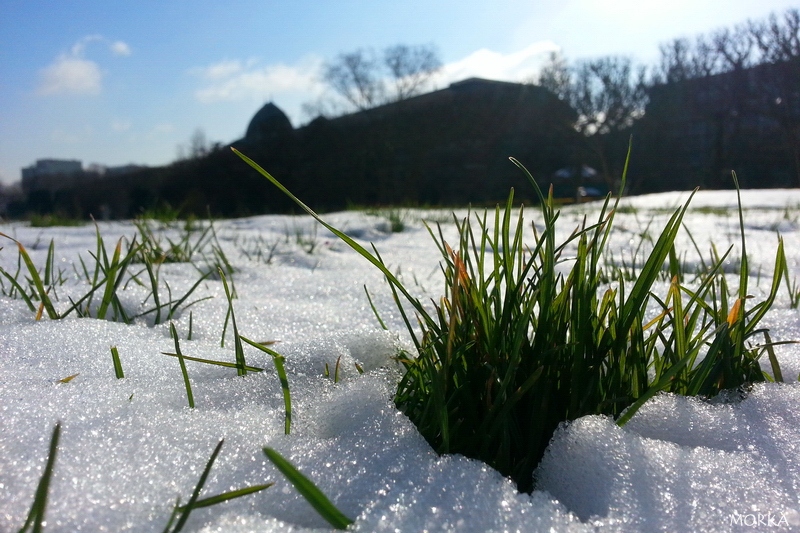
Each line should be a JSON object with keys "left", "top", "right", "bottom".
{"left": 244, "top": 102, "right": 293, "bottom": 144}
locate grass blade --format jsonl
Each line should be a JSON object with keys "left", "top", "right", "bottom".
{"left": 263, "top": 447, "right": 354, "bottom": 530}
{"left": 763, "top": 331, "right": 784, "bottom": 383}
{"left": 176, "top": 483, "right": 274, "bottom": 511}
{"left": 232, "top": 147, "right": 428, "bottom": 322}
{"left": 18, "top": 423, "right": 60, "bottom": 533}
{"left": 241, "top": 336, "right": 291, "bottom": 434}
{"left": 162, "top": 351, "right": 263, "bottom": 373}
{"left": 163, "top": 439, "right": 223, "bottom": 533}
{"left": 0, "top": 233, "right": 59, "bottom": 319}
{"left": 110, "top": 345, "right": 124, "bottom": 379}
{"left": 220, "top": 269, "right": 247, "bottom": 376}
{"left": 364, "top": 284, "right": 388, "bottom": 330}
{"left": 169, "top": 323, "right": 194, "bottom": 408}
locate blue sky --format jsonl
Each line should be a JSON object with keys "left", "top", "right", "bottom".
{"left": 1, "top": 0, "right": 797, "bottom": 185}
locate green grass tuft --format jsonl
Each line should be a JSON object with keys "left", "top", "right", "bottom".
{"left": 235, "top": 146, "right": 788, "bottom": 493}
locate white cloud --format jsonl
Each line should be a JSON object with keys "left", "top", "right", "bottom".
{"left": 38, "top": 55, "right": 103, "bottom": 95}
{"left": 189, "top": 44, "right": 560, "bottom": 126}
{"left": 436, "top": 41, "right": 561, "bottom": 86}
{"left": 195, "top": 59, "right": 246, "bottom": 80}
{"left": 193, "top": 56, "right": 325, "bottom": 104}
{"left": 110, "top": 41, "right": 132, "bottom": 57}
{"left": 37, "top": 35, "right": 130, "bottom": 96}
{"left": 70, "top": 34, "right": 104, "bottom": 57}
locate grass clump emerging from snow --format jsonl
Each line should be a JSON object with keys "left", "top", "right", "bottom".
{"left": 235, "top": 147, "right": 789, "bottom": 493}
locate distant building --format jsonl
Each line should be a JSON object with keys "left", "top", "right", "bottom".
{"left": 21, "top": 159, "right": 83, "bottom": 193}
{"left": 640, "top": 59, "right": 800, "bottom": 190}
{"left": 105, "top": 164, "right": 147, "bottom": 177}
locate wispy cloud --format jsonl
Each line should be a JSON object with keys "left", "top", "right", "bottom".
{"left": 192, "top": 56, "right": 325, "bottom": 104}
{"left": 110, "top": 41, "right": 132, "bottom": 57}
{"left": 190, "top": 45, "right": 558, "bottom": 124}
{"left": 436, "top": 41, "right": 561, "bottom": 86}
{"left": 37, "top": 35, "right": 131, "bottom": 96}
{"left": 38, "top": 56, "right": 103, "bottom": 96}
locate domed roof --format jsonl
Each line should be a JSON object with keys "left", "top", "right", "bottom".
{"left": 245, "top": 102, "right": 293, "bottom": 143}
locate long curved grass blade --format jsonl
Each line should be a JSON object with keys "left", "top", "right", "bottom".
{"left": 163, "top": 439, "right": 223, "bottom": 533}
{"left": 364, "top": 285, "right": 388, "bottom": 330}
{"left": 232, "top": 147, "right": 427, "bottom": 320}
{"left": 18, "top": 423, "right": 60, "bottom": 533}
{"left": 161, "top": 351, "right": 263, "bottom": 372}
{"left": 176, "top": 484, "right": 273, "bottom": 511}
{"left": 0, "top": 266, "right": 36, "bottom": 312}
{"left": 219, "top": 269, "right": 247, "bottom": 376}
{"left": 0, "top": 233, "right": 59, "bottom": 319}
{"left": 263, "top": 447, "right": 354, "bottom": 530}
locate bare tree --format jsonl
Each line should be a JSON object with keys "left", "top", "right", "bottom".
{"left": 189, "top": 128, "right": 209, "bottom": 159}
{"left": 534, "top": 54, "right": 647, "bottom": 190}
{"left": 568, "top": 57, "right": 648, "bottom": 188}
{"left": 691, "top": 35, "right": 724, "bottom": 77}
{"left": 655, "top": 38, "right": 694, "bottom": 83}
{"left": 572, "top": 57, "right": 648, "bottom": 136}
{"left": 319, "top": 43, "right": 442, "bottom": 113}
{"left": 712, "top": 25, "right": 755, "bottom": 71}
{"left": 749, "top": 8, "right": 800, "bottom": 63}
{"left": 384, "top": 44, "right": 442, "bottom": 101}
{"left": 536, "top": 51, "right": 571, "bottom": 100}
{"left": 748, "top": 8, "right": 800, "bottom": 185}
{"left": 322, "top": 49, "right": 384, "bottom": 111}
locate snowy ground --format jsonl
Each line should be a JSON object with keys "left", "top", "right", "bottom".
{"left": 2, "top": 189, "right": 800, "bottom": 532}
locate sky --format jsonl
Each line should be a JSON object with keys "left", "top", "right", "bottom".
{"left": 1, "top": 0, "right": 798, "bottom": 185}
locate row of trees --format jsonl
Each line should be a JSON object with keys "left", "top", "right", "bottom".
{"left": 533, "top": 7, "right": 800, "bottom": 189}
{"left": 653, "top": 9, "right": 800, "bottom": 187}
{"left": 306, "top": 9, "right": 798, "bottom": 190}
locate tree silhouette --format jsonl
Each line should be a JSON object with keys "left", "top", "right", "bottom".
{"left": 319, "top": 43, "right": 442, "bottom": 113}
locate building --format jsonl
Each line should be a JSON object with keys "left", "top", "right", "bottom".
{"left": 638, "top": 59, "right": 800, "bottom": 190}
{"left": 21, "top": 159, "right": 83, "bottom": 193}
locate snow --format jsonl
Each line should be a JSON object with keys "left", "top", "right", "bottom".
{"left": 1, "top": 190, "right": 800, "bottom": 532}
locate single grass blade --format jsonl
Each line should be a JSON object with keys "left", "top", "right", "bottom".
{"left": 18, "top": 423, "right": 60, "bottom": 533}
{"left": 364, "top": 285, "right": 388, "bottom": 330}
{"left": 0, "top": 266, "right": 37, "bottom": 312}
{"left": 169, "top": 323, "right": 194, "bottom": 408}
{"left": 163, "top": 439, "right": 223, "bottom": 533}
{"left": 161, "top": 351, "right": 263, "bottom": 372}
{"left": 241, "top": 336, "right": 291, "bottom": 434}
{"left": 232, "top": 147, "right": 427, "bottom": 321}
{"left": 263, "top": 447, "right": 354, "bottom": 530}
{"left": 220, "top": 269, "right": 247, "bottom": 376}
{"left": 176, "top": 483, "right": 274, "bottom": 511}
{"left": 110, "top": 345, "right": 124, "bottom": 379}
{"left": 763, "top": 331, "right": 784, "bottom": 383}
